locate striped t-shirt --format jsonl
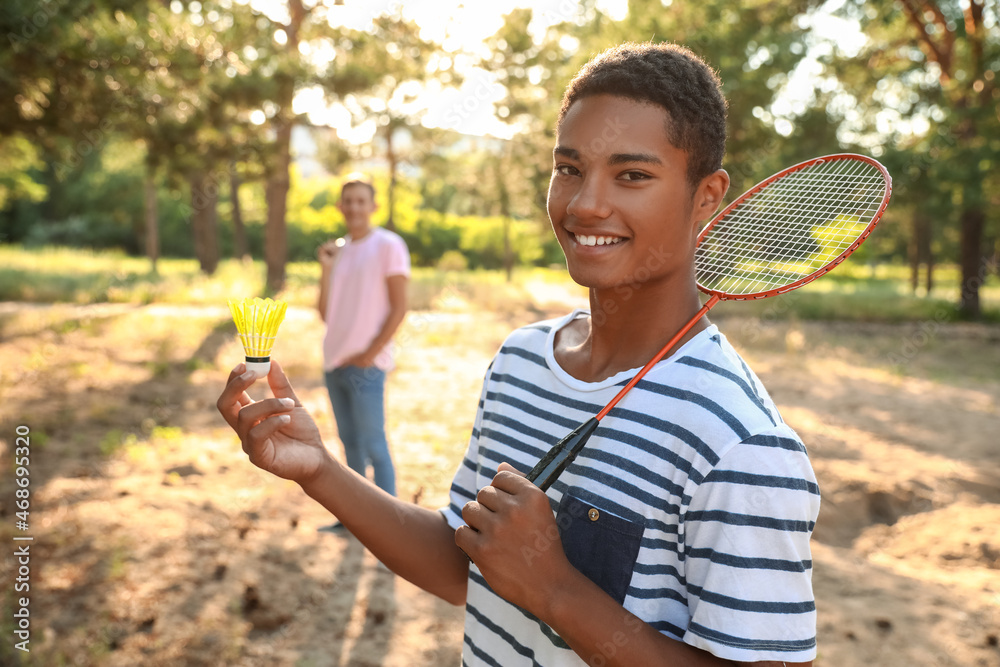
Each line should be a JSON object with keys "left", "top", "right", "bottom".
{"left": 440, "top": 310, "right": 820, "bottom": 665}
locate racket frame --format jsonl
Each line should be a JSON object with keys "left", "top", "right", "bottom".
{"left": 696, "top": 153, "right": 893, "bottom": 301}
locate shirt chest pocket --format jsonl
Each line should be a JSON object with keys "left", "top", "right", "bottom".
{"left": 556, "top": 493, "right": 645, "bottom": 605}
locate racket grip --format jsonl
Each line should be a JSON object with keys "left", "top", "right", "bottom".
{"left": 526, "top": 417, "right": 599, "bottom": 491}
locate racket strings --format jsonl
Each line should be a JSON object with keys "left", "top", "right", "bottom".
{"left": 696, "top": 158, "right": 887, "bottom": 295}
{"left": 714, "top": 164, "right": 879, "bottom": 247}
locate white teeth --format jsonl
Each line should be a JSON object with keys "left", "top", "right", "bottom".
{"left": 574, "top": 233, "right": 622, "bottom": 247}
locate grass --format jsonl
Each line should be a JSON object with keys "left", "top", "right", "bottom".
{"left": 0, "top": 245, "right": 268, "bottom": 305}
{"left": 1, "top": 244, "right": 998, "bottom": 322}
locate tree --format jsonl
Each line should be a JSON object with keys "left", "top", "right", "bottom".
{"left": 242, "top": 0, "right": 379, "bottom": 291}
{"left": 834, "top": 0, "right": 999, "bottom": 317}
{"left": 333, "top": 11, "right": 456, "bottom": 231}
{"left": 0, "top": 1, "right": 152, "bottom": 242}
{"left": 107, "top": 2, "right": 276, "bottom": 274}
{"left": 474, "top": 7, "right": 584, "bottom": 279}
{"left": 0, "top": 1, "right": 265, "bottom": 271}
{"left": 480, "top": 7, "right": 578, "bottom": 222}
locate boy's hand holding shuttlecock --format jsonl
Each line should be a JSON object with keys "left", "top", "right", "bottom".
{"left": 217, "top": 360, "right": 330, "bottom": 486}
{"left": 221, "top": 296, "right": 331, "bottom": 485}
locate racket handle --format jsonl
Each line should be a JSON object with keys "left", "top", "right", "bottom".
{"left": 526, "top": 417, "right": 600, "bottom": 491}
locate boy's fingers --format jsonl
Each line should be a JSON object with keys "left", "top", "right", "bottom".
{"left": 461, "top": 499, "right": 489, "bottom": 530}
{"left": 491, "top": 465, "right": 529, "bottom": 492}
{"left": 454, "top": 524, "right": 478, "bottom": 560}
{"left": 247, "top": 413, "right": 291, "bottom": 449}
{"left": 267, "top": 360, "right": 302, "bottom": 405}
{"left": 497, "top": 462, "right": 525, "bottom": 477}
{"left": 235, "top": 397, "right": 294, "bottom": 440}
{"left": 229, "top": 365, "right": 254, "bottom": 409}
{"left": 475, "top": 485, "right": 503, "bottom": 512}
{"left": 218, "top": 366, "right": 258, "bottom": 426}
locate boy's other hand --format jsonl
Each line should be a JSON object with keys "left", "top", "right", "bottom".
{"left": 317, "top": 239, "right": 343, "bottom": 268}
{"left": 457, "top": 462, "right": 573, "bottom": 616}
{"left": 217, "top": 360, "right": 331, "bottom": 485}
{"left": 342, "top": 349, "right": 378, "bottom": 368}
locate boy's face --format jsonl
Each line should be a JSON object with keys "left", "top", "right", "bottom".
{"left": 338, "top": 184, "right": 377, "bottom": 230}
{"left": 547, "top": 94, "right": 725, "bottom": 292}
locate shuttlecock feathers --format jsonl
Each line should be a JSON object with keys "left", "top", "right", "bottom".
{"left": 228, "top": 297, "right": 288, "bottom": 375}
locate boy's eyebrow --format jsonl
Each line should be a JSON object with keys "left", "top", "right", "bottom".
{"left": 553, "top": 146, "right": 579, "bottom": 160}
{"left": 608, "top": 152, "right": 662, "bottom": 166}
{"left": 553, "top": 146, "right": 663, "bottom": 166}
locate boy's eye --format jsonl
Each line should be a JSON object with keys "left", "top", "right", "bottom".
{"left": 554, "top": 164, "right": 580, "bottom": 176}
{"left": 620, "top": 171, "right": 650, "bottom": 182}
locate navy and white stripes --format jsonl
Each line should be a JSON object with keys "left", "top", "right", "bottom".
{"left": 441, "top": 311, "right": 820, "bottom": 665}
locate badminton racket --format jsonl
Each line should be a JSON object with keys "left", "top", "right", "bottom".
{"left": 527, "top": 153, "right": 893, "bottom": 490}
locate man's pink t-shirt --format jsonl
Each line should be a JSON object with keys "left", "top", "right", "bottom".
{"left": 323, "top": 227, "right": 410, "bottom": 372}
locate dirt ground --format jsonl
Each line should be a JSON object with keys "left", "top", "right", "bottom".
{"left": 0, "top": 293, "right": 998, "bottom": 666}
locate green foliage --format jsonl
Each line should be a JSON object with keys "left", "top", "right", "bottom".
{"left": 284, "top": 166, "right": 343, "bottom": 260}
{"left": 436, "top": 250, "right": 469, "bottom": 271}
{"left": 401, "top": 209, "right": 462, "bottom": 266}
{"left": 456, "top": 214, "right": 545, "bottom": 269}
{"left": 3, "top": 137, "right": 201, "bottom": 256}
{"left": 0, "top": 135, "right": 46, "bottom": 210}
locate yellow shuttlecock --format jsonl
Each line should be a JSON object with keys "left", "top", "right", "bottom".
{"left": 228, "top": 297, "right": 288, "bottom": 376}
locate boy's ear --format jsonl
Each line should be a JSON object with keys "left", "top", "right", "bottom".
{"left": 693, "top": 169, "right": 730, "bottom": 224}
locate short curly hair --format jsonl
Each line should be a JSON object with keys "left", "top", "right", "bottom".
{"left": 558, "top": 42, "right": 728, "bottom": 186}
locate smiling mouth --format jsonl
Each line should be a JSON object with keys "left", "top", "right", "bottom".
{"left": 573, "top": 233, "right": 625, "bottom": 247}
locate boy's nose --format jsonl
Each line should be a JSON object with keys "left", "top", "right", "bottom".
{"left": 565, "top": 176, "right": 613, "bottom": 221}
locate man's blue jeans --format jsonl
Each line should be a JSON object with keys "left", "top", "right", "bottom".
{"left": 324, "top": 365, "right": 396, "bottom": 496}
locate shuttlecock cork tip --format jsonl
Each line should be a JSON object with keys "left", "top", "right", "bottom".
{"left": 228, "top": 297, "right": 288, "bottom": 376}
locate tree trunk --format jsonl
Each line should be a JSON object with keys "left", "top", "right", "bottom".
{"left": 230, "top": 162, "right": 250, "bottom": 262}
{"left": 190, "top": 171, "right": 220, "bottom": 276}
{"left": 144, "top": 165, "right": 159, "bottom": 273}
{"left": 265, "top": 122, "right": 292, "bottom": 291}
{"left": 386, "top": 126, "right": 397, "bottom": 232}
{"left": 926, "top": 247, "right": 934, "bottom": 295}
{"left": 910, "top": 210, "right": 932, "bottom": 295}
{"left": 958, "top": 203, "right": 985, "bottom": 318}
{"left": 263, "top": 0, "right": 306, "bottom": 293}
{"left": 41, "top": 158, "right": 63, "bottom": 225}
{"left": 496, "top": 152, "right": 513, "bottom": 283}
{"left": 917, "top": 211, "right": 933, "bottom": 295}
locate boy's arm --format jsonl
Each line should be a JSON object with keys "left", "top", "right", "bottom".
{"left": 218, "top": 361, "right": 469, "bottom": 605}
{"left": 317, "top": 240, "right": 340, "bottom": 321}
{"left": 536, "top": 574, "right": 810, "bottom": 666}
{"left": 457, "top": 465, "right": 811, "bottom": 666}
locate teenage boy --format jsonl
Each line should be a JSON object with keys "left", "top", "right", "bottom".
{"left": 218, "top": 42, "right": 819, "bottom": 666}
{"left": 316, "top": 177, "right": 409, "bottom": 507}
